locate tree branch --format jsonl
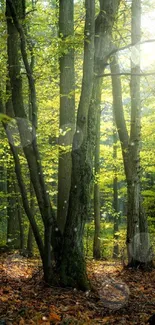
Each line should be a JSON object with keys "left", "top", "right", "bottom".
{"left": 96, "top": 38, "right": 155, "bottom": 78}
{"left": 109, "top": 38, "right": 155, "bottom": 58}
{"left": 6, "top": 0, "right": 57, "bottom": 228}
{"left": 97, "top": 71, "right": 155, "bottom": 78}
{"left": 0, "top": 94, "right": 44, "bottom": 259}
{"left": 6, "top": 0, "right": 37, "bottom": 128}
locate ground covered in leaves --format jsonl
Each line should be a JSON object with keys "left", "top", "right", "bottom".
{"left": 0, "top": 253, "right": 155, "bottom": 324}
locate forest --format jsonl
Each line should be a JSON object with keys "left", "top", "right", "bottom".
{"left": 1, "top": 0, "right": 155, "bottom": 324}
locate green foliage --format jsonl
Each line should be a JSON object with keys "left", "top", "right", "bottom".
{"left": 0, "top": 0, "right": 155, "bottom": 264}
{"left": 84, "top": 220, "right": 126, "bottom": 259}
{"left": 143, "top": 189, "right": 155, "bottom": 219}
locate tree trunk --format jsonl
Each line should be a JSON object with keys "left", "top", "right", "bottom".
{"left": 27, "top": 184, "right": 35, "bottom": 256}
{"left": 14, "top": 182, "right": 25, "bottom": 251}
{"left": 4, "top": 0, "right": 64, "bottom": 286}
{"left": 88, "top": 0, "right": 120, "bottom": 261}
{"left": 59, "top": 0, "right": 95, "bottom": 290}
{"left": 59, "top": 0, "right": 121, "bottom": 286}
{"left": 27, "top": 226, "right": 33, "bottom": 256}
{"left": 110, "top": 53, "right": 146, "bottom": 266}
{"left": 26, "top": 34, "right": 35, "bottom": 258}
{"left": 17, "top": 202, "right": 24, "bottom": 251}
{"left": 113, "top": 125, "right": 119, "bottom": 258}
{"left": 5, "top": 0, "right": 45, "bottom": 264}
{"left": 126, "top": 0, "right": 141, "bottom": 265}
{"left": 0, "top": 165, "right": 7, "bottom": 220}
{"left": 128, "top": 0, "right": 151, "bottom": 266}
{"left": 93, "top": 109, "right": 101, "bottom": 259}
{"left": 110, "top": 6, "right": 152, "bottom": 266}
{"left": 57, "top": 0, "right": 75, "bottom": 234}
{"left": 7, "top": 168, "right": 20, "bottom": 249}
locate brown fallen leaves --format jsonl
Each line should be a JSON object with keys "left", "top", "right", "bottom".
{"left": 0, "top": 253, "right": 155, "bottom": 324}
{"left": 18, "top": 312, "right": 61, "bottom": 325}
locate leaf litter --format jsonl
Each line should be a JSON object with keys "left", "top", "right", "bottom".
{"left": 0, "top": 253, "right": 155, "bottom": 324}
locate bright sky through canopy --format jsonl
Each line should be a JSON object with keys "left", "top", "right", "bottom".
{"left": 42, "top": 0, "right": 155, "bottom": 69}
{"left": 141, "top": 10, "right": 155, "bottom": 69}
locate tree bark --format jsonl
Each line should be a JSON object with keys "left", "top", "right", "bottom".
{"left": 93, "top": 109, "right": 101, "bottom": 259}
{"left": 126, "top": 0, "right": 142, "bottom": 264}
{"left": 59, "top": 0, "right": 95, "bottom": 290}
{"left": 27, "top": 183, "right": 35, "bottom": 257}
{"left": 89, "top": 0, "right": 120, "bottom": 261}
{"left": 0, "top": 165, "right": 7, "bottom": 221}
{"left": 110, "top": 53, "right": 141, "bottom": 265}
{"left": 110, "top": 39, "right": 152, "bottom": 267}
{"left": 127, "top": 0, "right": 151, "bottom": 266}
{"left": 57, "top": 0, "right": 75, "bottom": 234}
{"left": 7, "top": 172, "right": 20, "bottom": 249}
{"left": 113, "top": 125, "right": 119, "bottom": 258}
{"left": 59, "top": 0, "right": 121, "bottom": 287}
{"left": 5, "top": 0, "right": 51, "bottom": 276}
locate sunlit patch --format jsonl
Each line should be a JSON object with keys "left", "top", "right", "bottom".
{"left": 7, "top": 238, "right": 13, "bottom": 243}
{"left": 3, "top": 254, "right": 39, "bottom": 279}
{"left": 43, "top": 1, "right": 49, "bottom": 8}
{"left": 101, "top": 213, "right": 106, "bottom": 218}
{"left": 141, "top": 9, "right": 155, "bottom": 68}
{"left": 59, "top": 123, "right": 75, "bottom": 149}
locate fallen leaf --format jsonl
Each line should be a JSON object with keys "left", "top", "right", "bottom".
{"left": 19, "top": 317, "right": 25, "bottom": 325}
{"left": 49, "top": 312, "right": 61, "bottom": 322}
{"left": 0, "top": 296, "right": 8, "bottom": 302}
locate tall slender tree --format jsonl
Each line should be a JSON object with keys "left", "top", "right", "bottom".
{"left": 110, "top": 0, "right": 152, "bottom": 266}
{"left": 93, "top": 109, "right": 101, "bottom": 259}
{"left": 5, "top": 0, "right": 55, "bottom": 282}
{"left": 113, "top": 123, "right": 119, "bottom": 258}
{"left": 60, "top": 0, "right": 95, "bottom": 289}
{"left": 57, "top": 0, "right": 75, "bottom": 233}
{"left": 89, "top": 0, "right": 120, "bottom": 259}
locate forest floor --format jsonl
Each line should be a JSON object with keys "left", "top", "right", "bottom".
{"left": 0, "top": 253, "right": 155, "bottom": 325}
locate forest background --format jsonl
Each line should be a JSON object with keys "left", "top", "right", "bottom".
{"left": 0, "top": 0, "right": 155, "bottom": 290}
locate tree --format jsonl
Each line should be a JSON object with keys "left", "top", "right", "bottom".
{"left": 113, "top": 123, "right": 119, "bottom": 258}
{"left": 110, "top": 0, "right": 152, "bottom": 267}
{"left": 3, "top": 0, "right": 95, "bottom": 290}
{"left": 57, "top": 0, "right": 75, "bottom": 233}
{"left": 5, "top": 0, "right": 56, "bottom": 283}
{"left": 93, "top": 109, "right": 101, "bottom": 259}
{"left": 59, "top": 0, "right": 95, "bottom": 289}
{"left": 90, "top": 0, "right": 120, "bottom": 259}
